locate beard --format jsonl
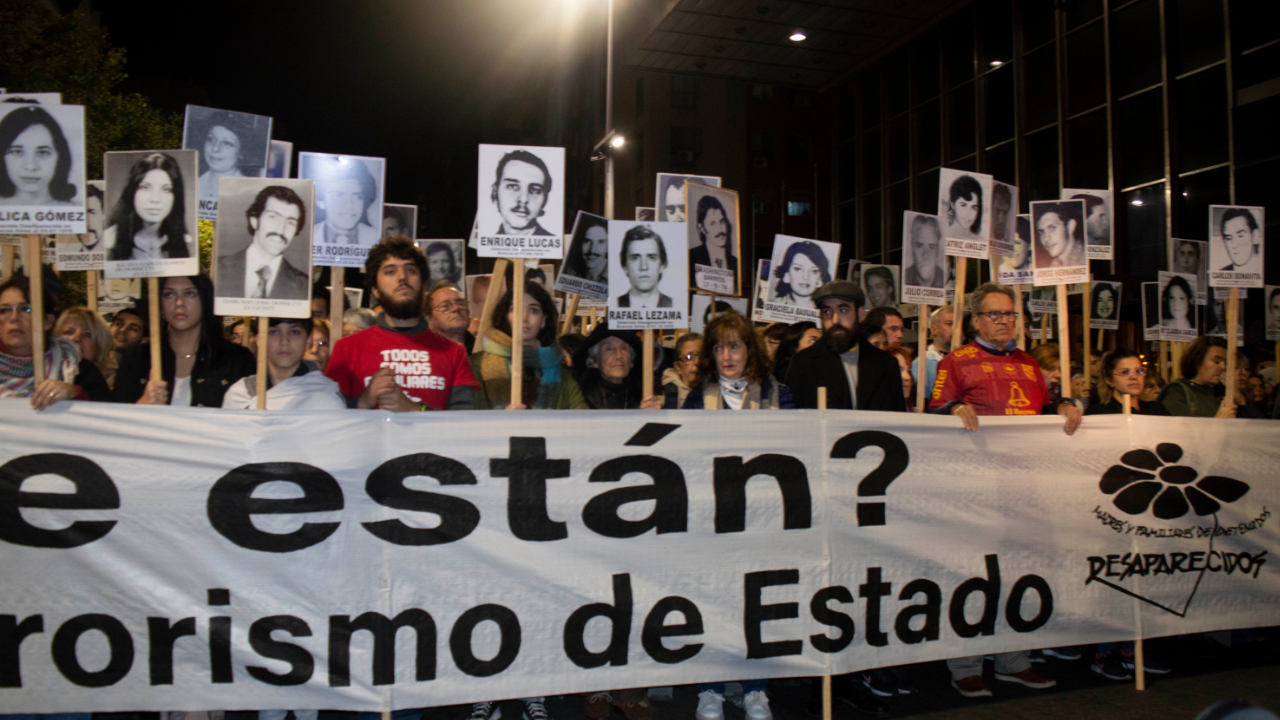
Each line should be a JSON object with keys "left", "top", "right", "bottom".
{"left": 382, "top": 285, "right": 425, "bottom": 320}
{"left": 823, "top": 324, "right": 858, "bottom": 354}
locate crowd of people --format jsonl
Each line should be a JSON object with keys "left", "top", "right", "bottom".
{"left": 0, "top": 235, "right": 1276, "bottom": 720}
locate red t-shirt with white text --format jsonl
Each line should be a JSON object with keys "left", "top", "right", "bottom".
{"left": 325, "top": 325, "right": 478, "bottom": 409}
{"left": 928, "top": 341, "right": 1050, "bottom": 416}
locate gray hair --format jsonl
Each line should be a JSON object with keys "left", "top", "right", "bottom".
{"left": 586, "top": 337, "right": 636, "bottom": 369}
{"left": 344, "top": 307, "right": 378, "bottom": 331}
{"left": 928, "top": 305, "right": 953, "bottom": 329}
{"left": 969, "top": 282, "right": 1015, "bottom": 314}
{"left": 674, "top": 332, "right": 703, "bottom": 353}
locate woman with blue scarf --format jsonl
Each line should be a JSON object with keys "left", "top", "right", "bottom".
{"left": 471, "top": 280, "right": 587, "bottom": 410}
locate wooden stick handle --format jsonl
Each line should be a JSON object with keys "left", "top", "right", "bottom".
{"left": 256, "top": 317, "right": 269, "bottom": 410}
{"left": 951, "top": 257, "right": 967, "bottom": 352}
{"left": 86, "top": 271, "right": 99, "bottom": 314}
{"left": 1082, "top": 278, "right": 1092, "bottom": 396}
{"left": 822, "top": 675, "right": 833, "bottom": 720}
{"left": 1057, "top": 284, "right": 1071, "bottom": 398}
{"left": 26, "top": 236, "right": 46, "bottom": 387}
{"left": 1122, "top": 392, "right": 1131, "bottom": 415}
{"left": 562, "top": 293, "right": 581, "bottom": 336}
{"left": 916, "top": 304, "right": 928, "bottom": 412}
{"left": 642, "top": 328, "right": 654, "bottom": 398}
{"left": 330, "top": 267, "right": 345, "bottom": 344}
{"left": 817, "top": 386, "right": 827, "bottom": 411}
{"left": 1225, "top": 288, "right": 1239, "bottom": 404}
{"left": 1, "top": 245, "right": 15, "bottom": 283}
{"left": 148, "top": 277, "right": 162, "bottom": 383}
{"left": 474, "top": 259, "right": 509, "bottom": 355}
{"left": 1014, "top": 284, "right": 1025, "bottom": 351}
{"left": 511, "top": 260, "right": 524, "bottom": 405}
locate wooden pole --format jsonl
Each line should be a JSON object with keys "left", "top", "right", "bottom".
{"left": 26, "top": 236, "right": 46, "bottom": 386}
{"left": 1014, "top": 284, "right": 1025, "bottom": 351}
{"left": 1082, "top": 278, "right": 1092, "bottom": 399}
{"left": 256, "top": 317, "right": 269, "bottom": 410}
{"left": 1225, "top": 287, "right": 1239, "bottom": 406}
{"left": 1, "top": 245, "right": 15, "bottom": 282}
{"left": 1159, "top": 340, "right": 1169, "bottom": 381}
{"left": 1122, "top": 392, "right": 1131, "bottom": 415}
{"left": 642, "top": 328, "right": 655, "bottom": 398}
{"left": 1057, "top": 285, "right": 1072, "bottom": 398}
{"left": 561, "top": 293, "right": 581, "bottom": 336}
{"left": 916, "top": 304, "right": 928, "bottom": 412}
{"left": 951, "top": 257, "right": 967, "bottom": 352}
{"left": 816, "top": 384, "right": 830, "bottom": 719}
{"left": 86, "top": 271, "right": 99, "bottom": 313}
{"left": 240, "top": 317, "right": 254, "bottom": 348}
{"left": 329, "top": 267, "right": 345, "bottom": 344}
{"left": 1040, "top": 311, "right": 1049, "bottom": 345}
{"left": 1171, "top": 342, "right": 1183, "bottom": 381}
{"left": 473, "top": 259, "right": 509, "bottom": 355}
{"left": 589, "top": 305, "right": 598, "bottom": 334}
{"left": 147, "top": 277, "right": 162, "bottom": 384}
{"left": 1097, "top": 328, "right": 1106, "bottom": 352}
{"left": 511, "top": 260, "right": 525, "bottom": 405}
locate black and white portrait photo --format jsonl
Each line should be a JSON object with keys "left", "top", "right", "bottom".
{"left": 383, "top": 203, "right": 418, "bottom": 239}
{"left": 1169, "top": 238, "right": 1208, "bottom": 305}
{"left": 901, "top": 212, "right": 946, "bottom": 305}
{"left": 1090, "top": 280, "right": 1121, "bottom": 331}
{"left": 98, "top": 277, "right": 141, "bottom": 314}
{"left": 862, "top": 265, "right": 900, "bottom": 311}
{"left": 1159, "top": 271, "right": 1198, "bottom": 342}
{"left": 555, "top": 211, "right": 609, "bottom": 301}
{"left": 1031, "top": 199, "right": 1088, "bottom": 285}
{"left": 213, "top": 178, "right": 314, "bottom": 318}
{"left": 1062, "top": 188, "right": 1113, "bottom": 260}
{"left": 607, "top": 221, "right": 688, "bottom": 329}
{"left": 103, "top": 149, "right": 198, "bottom": 279}
{"left": 266, "top": 140, "right": 292, "bottom": 179}
{"left": 998, "top": 214, "right": 1034, "bottom": 285}
{"left": 751, "top": 260, "right": 771, "bottom": 322}
{"left": 415, "top": 239, "right": 465, "bottom": 290}
{"left": 1142, "top": 282, "right": 1160, "bottom": 341}
{"left": 55, "top": 180, "right": 105, "bottom": 271}
{"left": 1208, "top": 205, "right": 1264, "bottom": 288}
{"left": 298, "top": 152, "right": 385, "bottom": 269}
{"left": 989, "top": 181, "right": 1018, "bottom": 259}
{"left": 938, "top": 168, "right": 993, "bottom": 258}
{"left": 635, "top": 207, "right": 655, "bottom": 221}
{"left": 182, "top": 105, "right": 272, "bottom": 222}
{"left": 686, "top": 182, "right": 741, "bottom": 296}
{"left": 758, "top": 234, "right": 840, "bottom": 324}
{"left": 1266, "top": 285, "right": 1280, "bottom": 342}
{"left": 476, "top": 144, "right": 565, "bottom": 259}
{"left": 655, "top": 173, "right": 721, "bottom": 222}
{"left": 0, "top": 103, "right": 87, "bottom": 235}
{"left": 690, "top": 295, "right": 749, "bottom": 334}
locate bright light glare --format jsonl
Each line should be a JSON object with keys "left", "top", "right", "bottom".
{"left": 989, "top": 60, "right": 1004, "bottom": 67}
{"left": 1131, "top": 199, "right": 1145, "bottom": 206}
{"left": 789, "top": 32, "right": 806, "bottom": 41}
{"left": 610, "top": 135, "right": 625, "bottom": 148}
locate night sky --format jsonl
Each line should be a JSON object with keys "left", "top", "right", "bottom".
{"left": 96, "top": 0, "right": 604, "bottom": 241}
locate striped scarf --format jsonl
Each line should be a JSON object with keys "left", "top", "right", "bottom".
{"left": 0, "top": 337, "right": 80, "bottom": 398}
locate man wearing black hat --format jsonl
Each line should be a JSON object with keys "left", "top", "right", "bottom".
{"left": 785, "top": 280, "right": 906, "bottom": 412}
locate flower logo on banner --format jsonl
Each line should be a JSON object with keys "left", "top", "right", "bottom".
{"left": 1099, "top": 443, "right": 1250, "bottom": 520}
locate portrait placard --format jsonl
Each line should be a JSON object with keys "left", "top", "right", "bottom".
{"left": 656, "top": 173, "right": 721, "bottom": 222}
{"left": 266, "top": 140, "right": 292, "bottom": 179}
{"left": 40, "top": 234, "right": 55, "bottom": 264}
{"left": 1168, "top": 238, "right": 1208, "bottom": 305}
{"left": 0, "top": 93, "right": 61, "bottom": 104}
{"left": 1203, "top": 299, "right": 1243, "bottom": 346}
{"left": 861, "top": 264, "right": 901, "bottom": 311}
{"left": 1027, "top": 286, "right": 1056, "bottom": 315}
{"left": 382, "top": 203, "right": 418, "bottom": 240}
{"left": 1061, "top": 188, "right": 1113, "bottom": 260}
{"left": 751, "top": 259, "right": 771, "bottom": 323}
{"left": 213, "top": 178, "right": 315, "bottom": 319}
{"left": 1208, "top": 205, "right": 1264, "bottom": 288}
{"left": 54, "top": 180, "right": 104, "bottom": 270}
{"left": 0, "top": 103, "right": 87, "bottom": 234}
{"left": 1158, "top": 271, "right": 1198, "bottom": 342}
{"left": 344, "top": 286, "right": 363, "bottom": 311}
{"left": 759, "top": 235, "right": 841, "bottom": 324}
{"left": 415, "top": 239, "right": 465, "bottom": 292}
{"left": 298, "top": 152, "right": 386, "bottom": 269}
{"left": 556, "top": 211, "right": 609, "bottom": 300}
{"left": 635, "top": 207, "right": 655, "bottom": 221}
{"left": 182, "top": 106, "right": 272, "bottom": 222}
{"left": 989, "top": 181, "right": 1018, "bottom": 259}
{"left": 686, "top": 182, "right": 741, "bottom": 296}
{"left": 997, "top": 214, "right": 1034, "bottom": 285}
{"left": 1089, "top": 280, "right": 1122, "bottom": 331}
{"left": 901, "top": 211, "right": 947, "bottom": 306}
{"left": 938, "top": 168, "right": 993, "bottom": 258}
{"left": 690, "top": 294, "right": 749, "bottom": 333}
{"left": 98, "top": 277, "right": 141, "bottom": 313}
{"left": 103, "top": 149, "right": 199, "bottom": 279}
{"left": 1266, "top": 286, "right": 1280, "bottom": 342}
{"left": 520, "top": 260, "right": 554, "bottom": 292}
{"left": 1031, "top": 199, "right": 1088, "bottom": 286}
{"left": 607, "top": 221, "right": 688, "bottom": 329}
{"left": 1141, "top": 282, "right": 1160, "bottom": 341}
{"left": 1021, "top": 290, "right": 1045, "bottom": 340}
{"left": 476, "top": 144, "right": 565, "bottom": 259}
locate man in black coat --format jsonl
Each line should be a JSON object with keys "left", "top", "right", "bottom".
{"left": 786, "top": 280, "right": 907, "bottom": 412}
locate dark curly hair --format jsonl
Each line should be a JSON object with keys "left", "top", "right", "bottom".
{"left": 106, "top": 153, "right": 189, "bottom": 261}
{"left": 364, "top": 237, "right": 428, "bottom": 292}
{"left": 0, "top": 105, "right": 77, "bottom": 202}
{"left": 493, "top": 279, "right": 559, "bottom": 347}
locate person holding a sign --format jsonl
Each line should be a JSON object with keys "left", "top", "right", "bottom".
{"left": 0, "top": 105, "right": 78, "bottom": 207}
{"left": 116, "top": 275, "right": 255, "bottom": 407}
{"left": 104, "top": 153, "right": 193, "bottom": 261}
{"left": 1155, "top": 336, "right": 1262, "bottom": 418}
{"left": 222, "top": 317, "right": 344, "bottom": 410}
{"left": 1084, "top": 349, "right": 1169, "bottom": 416}
{"left": 785, "top": 280, "right": 906, "bottom": 412}
{"left": 54, "top": 306, "right": 115, "bottom": 389}
{"left": 0, "top": 277, "right": 102, "bottom": 407}
{"left": 324, "top": 238, "right": 478, "bottom": 411}
{"left": 682, "top": 313, "right": 793, "bottom": 410}
{"left": 570, "top": 322, "right": 663, "bottom": 410}
{"left": 471, "top": 282, "right": 586, "bottom": 410}
{"left": 661, "top": 332, "right": 702, "bottom": 409}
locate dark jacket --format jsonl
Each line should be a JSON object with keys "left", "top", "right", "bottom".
{"left": 75, "top": 359, "right": 113, "bottom": 402}
{"left": 115, "top": 338, "right": 256, "bottom": 408}
{"left": 571, "top": 321, "right": 648, "bottom": 409}
{"left": 681, "top": 376, "right": 795, "bottom": 410}
{"left": 785, "top": 337, "right": 907, "bottom": 412}
{"left": 1085, "top": 396, "right": 1171, "bottom": 416}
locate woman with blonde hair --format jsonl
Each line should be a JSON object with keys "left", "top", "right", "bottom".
{"left": 54, "top": 306, "right": 116, "bottom": 388}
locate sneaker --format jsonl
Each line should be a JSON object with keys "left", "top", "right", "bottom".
{"left": 993, "top": 668, "right": 1056, "bottom": 689}
{"left": 1042, "top": 646, "right": 1082, "bottom": 661}
{"left": 584, "top": 693, "right": 613, "bottom": 720}
{"left": 862, "top": 668, "right": 915, "bottom": 696}
{"left": 951, "top": 675, "right": 993, "bottom": 698}
{"left": 522, "top": 700, "right": 551, "bottom": 720}
{"left": 1027, "top": 650, "right": 1046, "bottom": 664}
{"left": 612, "top": 697, "right": 651, "bottom": 720}
{"left": 1121, "top": 651, "right": 1172, "bottom": 675}
{"left": 1091, "top": 651, "right": 1133, "bottom": 681}
{"left": 467, "top": 703, "right": 500, "bottom": 720}
{"left": 743, "top": 691, "right": 772, "bottom": 720}
{"left": 696, "top": 691, "right": 725, "bottom": 720}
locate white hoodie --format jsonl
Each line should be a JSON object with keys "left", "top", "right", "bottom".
{"left": 222, "top": 368, "right": 346, "bottom": 411}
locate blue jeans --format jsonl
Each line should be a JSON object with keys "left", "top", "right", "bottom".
{"left": 701, "top": 681, "right": 767, "bottom": 694}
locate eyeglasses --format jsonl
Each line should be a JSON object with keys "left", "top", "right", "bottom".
{"left": 1113, "top": 368, "right": 1147, "bottom": 377}
{"left": 312, "top": 340, "right": 329, "bottom": 348}
{"left": 0, "top": 304, "right": 33, "bottom": 317}
{"left": 679, "top": 352, "right": 697, "bottom": 363}
{"left": 977, "top": 311, "right": 1019, "bottom": 323}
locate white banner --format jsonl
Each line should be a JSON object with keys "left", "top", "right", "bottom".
{"left": 1, "top": 402, "right": 1276, "bottom": 713}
